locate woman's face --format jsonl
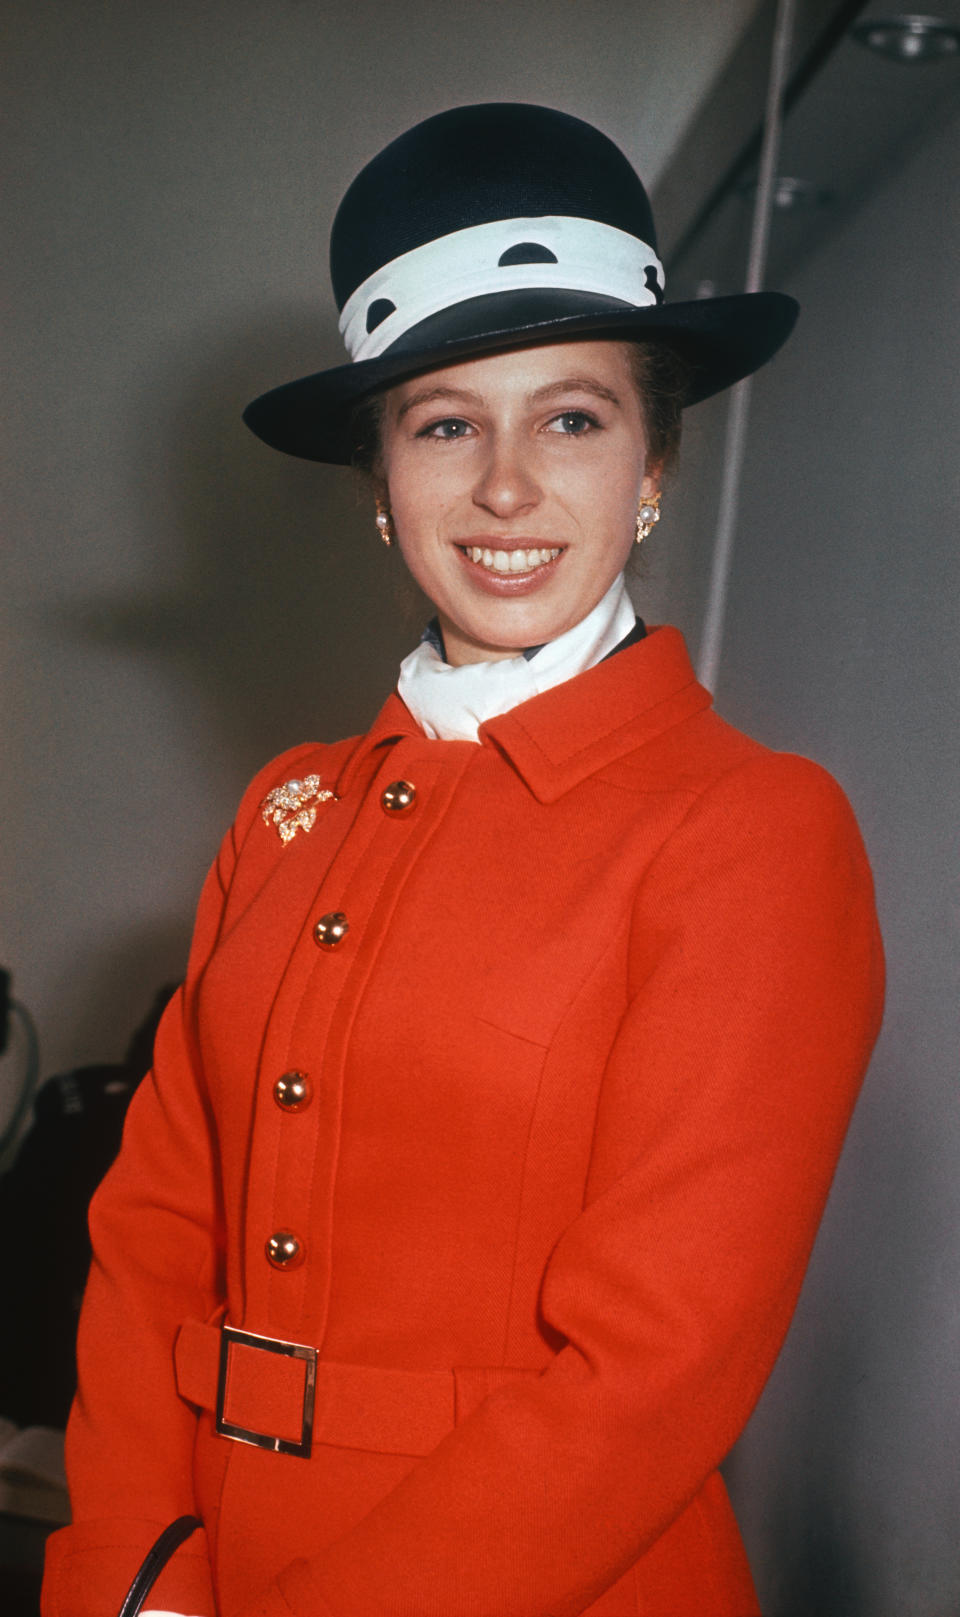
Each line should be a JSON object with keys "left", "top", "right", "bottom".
{"left": 379, "top": 340, "right": 658, "bottom": 665}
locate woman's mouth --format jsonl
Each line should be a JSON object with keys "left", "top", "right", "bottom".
{"left": 458, "top": 545, "right": 563, "bottom": 575}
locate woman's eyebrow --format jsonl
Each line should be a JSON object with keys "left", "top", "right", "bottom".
{"left": 396, "top": 385, "right": 484, "bottom": 421}
{"left": 529, "top": 377, "right": 622, "bottom": 406}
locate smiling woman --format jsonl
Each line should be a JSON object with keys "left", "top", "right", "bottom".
{"left": 379, "top": 342, "right": 657, "bottom": 664}
{"left": 43, "top": 104, "right": 883, "bottom": 1617}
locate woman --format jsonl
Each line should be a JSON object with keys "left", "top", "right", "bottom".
{"left": 42, "top": 104, "right": 884, "bottom": 1617}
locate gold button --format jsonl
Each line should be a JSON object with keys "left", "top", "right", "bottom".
{"left": 381, "top": 780, "right": 416, "bottom": 815}
{"left": 313, "top": 911, "right": 349, "bottom": 949}
{"left": 265, "top": 1231, "right": 304, "bottom": 1269}
{"left": 273, "top": 1071, "right": 312, "bottom": 1111}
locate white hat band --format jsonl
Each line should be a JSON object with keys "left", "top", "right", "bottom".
{"left": 339, "top": 215, "right": 665, "bottom": 364}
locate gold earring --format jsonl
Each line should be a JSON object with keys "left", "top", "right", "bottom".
{"left": 375, "top": 500, "right": 395, "bottom": 547}
{"left": 635, "top": 491, "right": 661, "bottom": 545}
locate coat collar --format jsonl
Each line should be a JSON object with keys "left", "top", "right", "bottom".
{"left": 335, "top": 626, "right": 711, "bottom": 805}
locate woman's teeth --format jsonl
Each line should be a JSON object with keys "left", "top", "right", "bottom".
{"left": 465, "top": 546, "right": 562, "bottom": 574}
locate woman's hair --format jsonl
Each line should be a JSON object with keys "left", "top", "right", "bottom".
{"left": 350, "top": 391, "right": 388, "bottom": 483}
{"left": 623, "top": 341, "right": 691, "bottom": 479}
{"left": 350, "top": 339, "right": 692, "bottom": 486}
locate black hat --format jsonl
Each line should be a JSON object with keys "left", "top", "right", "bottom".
{"left": 243, "top": 103, "right": 798, "bottom": 464}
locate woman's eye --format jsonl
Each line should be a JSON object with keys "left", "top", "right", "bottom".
{"left": 419, "top": 417, "right": 472, "bottom": 440}
{"left": 546, "top": 410, "right": 600, "bottom": 435}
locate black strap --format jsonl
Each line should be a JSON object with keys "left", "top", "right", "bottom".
{"left": 116, "top": 1515, "right": 202, "bottom": 1617}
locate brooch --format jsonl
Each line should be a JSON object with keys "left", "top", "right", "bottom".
{"left": 261, "top": 774, "right": 335, "bottom": 844}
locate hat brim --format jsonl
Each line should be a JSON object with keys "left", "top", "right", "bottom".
{"left": 242, "top": 288, "right": 799, "bottom": 464}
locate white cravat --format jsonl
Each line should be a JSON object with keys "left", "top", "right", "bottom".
{"left": 397, "top": 573, "right": 636, "bottom": 743}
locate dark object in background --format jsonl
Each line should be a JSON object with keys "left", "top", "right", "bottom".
{"left": 0, "top": 987, "right": 177, "bottom": 1429}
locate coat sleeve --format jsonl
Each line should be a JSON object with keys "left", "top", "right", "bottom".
{"left": 41, "top": 748, "right": 318, "bottom": 1617}
{"left": 238, "top": 753, "right": 885, "bottom": 1617}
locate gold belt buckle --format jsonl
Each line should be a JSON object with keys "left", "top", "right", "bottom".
{"left": 215, "top": 1324, "right": 317, "bottom": 1458}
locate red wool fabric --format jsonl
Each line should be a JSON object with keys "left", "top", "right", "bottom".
{"left": 42, "top": 627, "right": 884, "bottom": 1617}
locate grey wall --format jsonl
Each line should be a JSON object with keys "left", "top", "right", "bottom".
{"left": 658, "top": 92, "right": 960, "bottom": 1617}
{"left": 2, "top": 0, "right": 760, "bottom": 1081}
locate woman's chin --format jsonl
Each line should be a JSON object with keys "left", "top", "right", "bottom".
{"left": 436, "top": 563, "right": 597, "bottom": 662}
{"left": 440, "top": 605, "right": 565, "bottom": 664}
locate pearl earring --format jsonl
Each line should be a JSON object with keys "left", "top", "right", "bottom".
{"left": 635, "top": 492, "right": 662, "bottom": 545}
{"left": 375, "top": 501, "right": 395, "bottom": 547}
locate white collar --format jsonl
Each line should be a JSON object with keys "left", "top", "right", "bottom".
{"left": 396, "top": 574, "right": 637, "bottom": 743}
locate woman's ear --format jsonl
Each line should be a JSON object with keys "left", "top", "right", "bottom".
{"left": 640, "top": 464, "right": 662, "bottom": 500}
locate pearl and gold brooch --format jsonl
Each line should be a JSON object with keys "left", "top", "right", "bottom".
{"left": 261, "top": 774, "right": 335, "bottom": 843}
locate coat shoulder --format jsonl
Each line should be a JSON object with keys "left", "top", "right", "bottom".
{"left": 606, "top": 702, "right": 854, "bottom": 823}
{"left": 598, "top": 706, "right": 871, "bottom": 902}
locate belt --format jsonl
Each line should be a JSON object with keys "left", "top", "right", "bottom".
{"left": 175, "top": 1319, "right": 540, "bottom": 1461}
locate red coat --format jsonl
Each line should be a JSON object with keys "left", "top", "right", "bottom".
{"left": 42, "top": 627, "right": 883, "bottom": 1617}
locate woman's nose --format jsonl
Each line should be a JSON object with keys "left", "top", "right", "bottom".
{"left": 471, "top": 433, "right": 541, "bottom": 518}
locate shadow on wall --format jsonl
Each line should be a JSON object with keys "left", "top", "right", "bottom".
{"left": 58, "top": 304, "right": 428, "bottom": 776}
{"left": 725, "top": 1309, "right": 872, "bottom": 1616}
{"left": 724, "top": 1009, "right": 949, "bottom": 1617}
{"left": 26, "top": 305, "right": 433, "bottom": 1078}
{"left": 46, "top": 915, "right": 193, "bottom": 1094}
